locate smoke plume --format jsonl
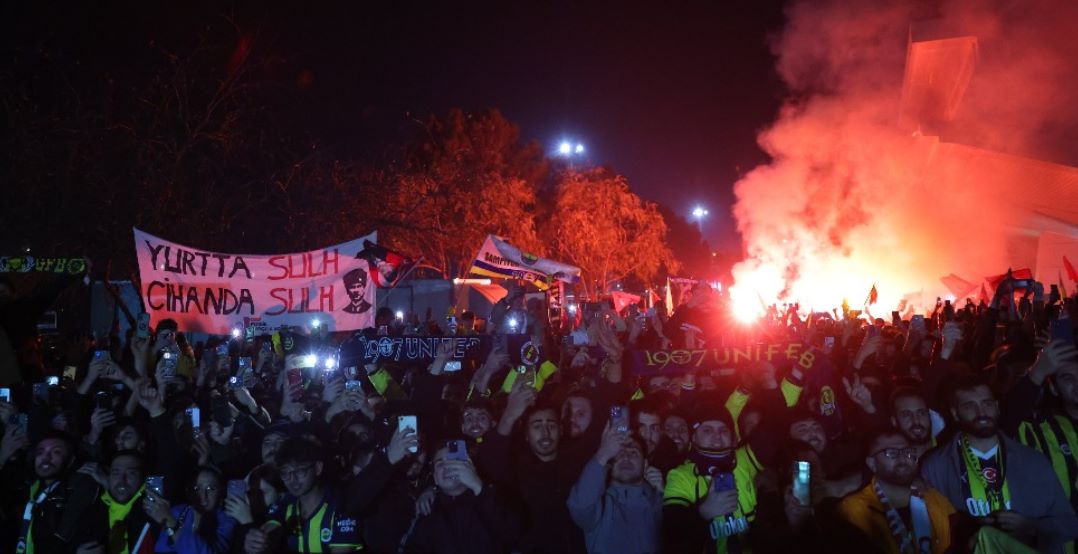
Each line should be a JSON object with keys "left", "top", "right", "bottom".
{"left": 730, "top": 0, "right": 1078, "bottom": 313}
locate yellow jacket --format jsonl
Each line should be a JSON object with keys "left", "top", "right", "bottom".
{"left": 837, "top": 480, "right": 955, "bottom": 554}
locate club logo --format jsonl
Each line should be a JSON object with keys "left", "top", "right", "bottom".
{"left": 520, "top": 341, "right": 540, "bottom": 366}
{"left": 981, "top": 467, "right": 999, "bottom": 484}
{"left": 377, "top": 337, "right": 395, "bottom": 357}
{"left": 321, "top": 528, "right": 333, "bottom": 543}
{"left": 521, "top": 252, "right": 539, "bottom": 266}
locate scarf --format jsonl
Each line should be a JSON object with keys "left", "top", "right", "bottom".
{"left": 16, "top": 480, "right": 60, "bottom": 554}
{"left": 689, "top": 446, "right": 736, "bottom": 476}
{"left": 873, "top": 479, "right": 932, "bottom": 554}
{"left": 958, "top": 435, "right": 1011, "bottom": 516}
{"left": 100, "top": 487, "right": 144, "bottom": 554}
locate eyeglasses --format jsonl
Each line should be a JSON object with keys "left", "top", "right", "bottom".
{"left": 871, "top": 447, "right": 919, "bottom": 460}
{"left": 279, "top": 464, "right": 315, "bottom": 481}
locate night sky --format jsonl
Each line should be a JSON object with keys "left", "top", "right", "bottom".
{"left": 7, "top": 1, "right": 789, "bottom": 251}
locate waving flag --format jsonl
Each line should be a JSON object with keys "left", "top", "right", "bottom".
{"left": 469, "top": 235, "right": 580, "bottom": 289}
{"left": 1064, "top": 256, "right": 1078, "bottom": 282}
{"left": 355, "top": 241, "right": 417, "bottom": 289}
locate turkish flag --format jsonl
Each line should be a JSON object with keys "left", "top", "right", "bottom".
{"left": 1064, "top": 256, "right": 1078, "bottom": 282}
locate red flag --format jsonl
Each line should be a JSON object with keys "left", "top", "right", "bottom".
{"left": 978, "top": 283, "right": 990, "bottom": 304}
{"left": 355, "top": 240, "right": 417, "bottom": 288}
{"left": 866, "top": 284, "right": 878, "bottom": 305}
{"left": 1064, "top": 256, "right": 1078, "bottom": 282}
{"left": 985, "top": 268, "right": 1033, "bottom": 291}
{"left": 940, "top": 274, "right": 976, "bottom": 299}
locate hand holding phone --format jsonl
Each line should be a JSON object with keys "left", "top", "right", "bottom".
{"left": 610, "top": 405, "right": 629, "bottom": 433}
{"left": 792, "top": 461, "right": 811, "bottom": 506}
{"left": 186, "top": 407, "right": 201, "bottom": 430}
{"left": 446, "top": 439, "right": 468, "bottom": 461}
{"left": 398, "top": 415, "right": 418, "bottom": 454}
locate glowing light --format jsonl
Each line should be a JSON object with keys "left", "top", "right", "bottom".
{"left": 324, "top": 357, "right": 337, "bottom": 370}
{"left": 574, "top": 143, "right": 585, "bottom": 154}
{"left": 231, "top": 328, "right": 241, "bottom": 338}
{"left": 558, "top": 142, "right": 572, "bottom": 155}
{"left": 395, "top": 311, "right": 404, "bottom": 320}
{"left": 567, "top": 303, "right": 578, "bottom": 314}
{"left": 303, "top": 354, "right": 318, "bottom": 367}
{"left": 692, "top": 206, "right": 709, "bottom": 219}
{"left": 311, "top": 319, "right": 321, "bottom": 329}
{"left": 507, "top": 317, "right": 519, "bottom": 328}
{"left": 453, "top": 278, "right": 491, "bottom": 285}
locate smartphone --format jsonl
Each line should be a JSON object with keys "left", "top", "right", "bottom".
{"left": 226, "top": 479, "right": 247, "bottom": 498}
{"left": 93, "top": 350, "right": 109, "bottom": 361}
{"left": 212, "top": 395, "right": 232, "bottom": 425}
{"left": 344, "top": 379, "right": 362, "bottom": 392}
{"left": 823, "top": 336, "right": 835, "bottom": 353}
{"left": 1051, "top": 318, "right": 1073, "bottom": 342}
{"left": 15, "top": 413, "right": 29, "bottom": 435}
{"left": 95, "top": 391, "right": 112, "bottom": 411}
{"left": 0, "top": 388, "right": 10, "bottom": 403}
{"left": 186, "top": 407, "right": 201, "bottom": 429}
{"left": 446, "top": 439, "right": 468, "bottom": 461}
{"left": 227, "top": 375, "right": 242, "bottom": 390}
{"left": 712, "top": 472, "right": 736, "bottom": 493}
{"left": 238, "top": 357, "right": 252, "bottom": 372}
{"left": 516, "top": 365, "right": 536, "bottom": 387}
{"left": 63, "top": 365, "right": 77, "bottom": 380}
{"left": 146, "top": 475, "right": 165, "bottom": 497}
{"left": 136, "top": 312, "right": 151, "bottom": 340}
{"left": 1011, "top": 279, "right": 1032, "bottom": 289}
{"left": 216, "top": 344, "right": 229, "bottom": 357}
{"left": 46, "top": 376, "right": 60, "bottom": 387}
{"left": 793, "top": 461, "right": 811, "bottom": 506}
{"left": 610, "top": 405, "right": 630, "bottom": 433}
{"left": 444, "top": 360, "right": 462, "bottom": 372}
{"left": 32, "top": 383, "right": 48, "bottom": 402}
{"left": 397, "top": 415, "right": 418, "bottom": 453}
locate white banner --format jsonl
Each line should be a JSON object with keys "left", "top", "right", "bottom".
{"left": 133, "top": 228, "right": 377, "bottom": 335}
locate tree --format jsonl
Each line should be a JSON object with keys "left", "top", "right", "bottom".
{"left": 547, "top": 168, "right": 679, "bottom": 296}
{"left": 379, "top": 109, "right": 549, "bottom": 276}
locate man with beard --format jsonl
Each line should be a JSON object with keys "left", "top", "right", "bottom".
{"left": 632, "top": 399, "right": 682, "bottom": 473}
{"left": 74, "top": 450, "right": 155, "bottom": 554}
{"left": 838, "top": 431, "right": 955, "bottom": 553}
{"left": 921, "top": 374, "right": 1078, "bottom": 552}
{"left": 567, "top": 424, "right": 663, "bottom": 554}
{"left": 1009, "top": 338, "right": 1078, "bottom": 553}
{"left": 14, "top": 432, "right": 97, "bottom": 553}
{"left": 890, "top": 388, "right": 935, "bottom": 459}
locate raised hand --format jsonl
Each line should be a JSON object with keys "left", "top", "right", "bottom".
{"left": 842, "top": 374, "right": 875, "bottom": 414}
{"left": 1030, "top": 339, "right": 1078, "bottom": 386}
{"left": 386, "top": 426, "right": 419, "bottom": 465}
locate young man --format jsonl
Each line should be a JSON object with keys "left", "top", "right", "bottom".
{"left": 74, "top": 450, "right": 155, "bottom": 554}
{"left": 632, "top": 400, "right": 681, "bottom": 473}
{"left": 403, "top": 441, "right": 519, "bottom": 553}
{"left": 247, "top": 437, "right": 361, "bottom": 553}
{"left": 567, "top": 424, "right": 663, "bottom": 554}
{"left": 838, "top": 431, "right": 955, "bottom": 553}
{"left": 662, "top": 404, "right": 764, "bottom": 553}
{"left": 15, "top": 432, "right": 98, "bottom": 553}
{"left": 1009, "top": 339, "right": 1078, "bottom": 553}
{"left": 921, "top": 374, "right": 1078, "bottom": 552}
{"left": 889, "top": 387, "right": 936, "bottom": 459}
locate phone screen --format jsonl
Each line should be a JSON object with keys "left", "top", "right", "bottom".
{"left": 446, "top": 439, "right": 468, "bottom": 461}
{"left": 146, "top": 476, "right": 165, "bottom": 496}
{"left": 398, "top": 415, "right": 418, "bottom": 453}
{"left": 610, "top": 405, "right": 629, "bottom": 433}
{"left": 793, "top": 461, "right": 811, "bottom": 506}
{"left": 227, "top": 479, "right": 247, "bottom": 498}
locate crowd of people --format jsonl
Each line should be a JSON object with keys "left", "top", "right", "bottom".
{"left": 0, "top": 272, "right": 1077, "bottom": 554}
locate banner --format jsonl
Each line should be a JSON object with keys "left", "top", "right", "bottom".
{"left": 133, "top": 228, "right": 377, "bottom": 334}
{"left": 339, "top": 334, "right": 540, "bottom": 367}
{"left": 0, "top": 256, "right": 88, "bottom": 275}
{"left": 469, "top": 235, "right": 581, "bottom": 289}
{"left": 628, "top": 341, "right": 812, "bottom": 376}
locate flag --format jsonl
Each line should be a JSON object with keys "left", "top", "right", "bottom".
{"left": 469, "top": 235, "right": 580, "bottom": 290}
{"left": 610, "top": 291, "right": 641, "bottom": 313}
{"left": 865, "top": 284, "right": 878, "bottom": 306}
{"left": 940, "top": 274, "right": 977, "bottom": 299}
{"left": 979, "top": 283, "right": 990, "bottom": 304}
{"left": 1060, "top": 271, "right": 1070, "bottom": 299}
{"left": 664, "top": 278, "right": 674, "bottom": 315}
{"left": 985, "top": 268, "right": 1033, "bottom": 292}
{"left": 1064, "top": 256, "right": 1078, "bottom": 282}
{"left": 355, "top": 240, "right": 416, "bottom": 289}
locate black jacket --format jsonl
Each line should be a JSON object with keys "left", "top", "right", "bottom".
{"left": 403, "top": 486, "right": 519, "bottom": 554}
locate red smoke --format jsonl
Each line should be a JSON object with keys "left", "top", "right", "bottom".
{"left": 730, "top": 0, "right": 1078, "bottom": 315}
